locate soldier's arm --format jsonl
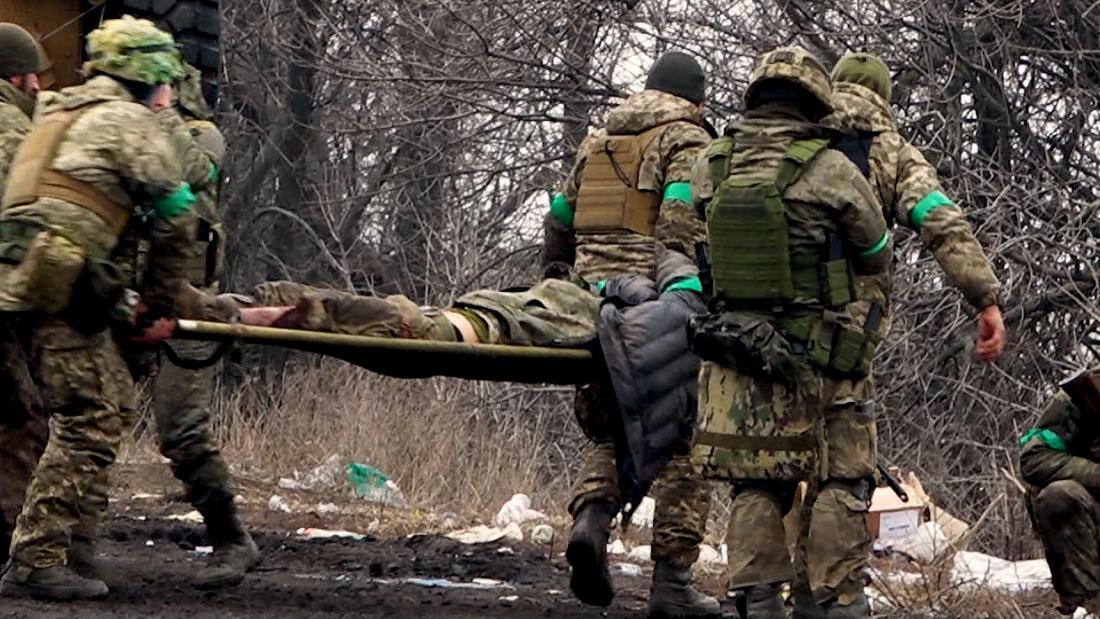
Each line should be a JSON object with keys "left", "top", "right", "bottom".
{"left": 653, "top": 123, "right": 709, "bottom": 269}
{"left": 541, "top": 138, "right": 587, "bottom": 268}
{"left": 1019, "top": 393, "right": 1100, "bottom": 490}
{"left": 816, "top": 152, "right": 892, "bottom": 274}
{"left": 156, "top": 108, "right": 217, "bottom": 190}
{"left": 0, "top": 111, "right": 31, "bottom": 190}
{"left": 895, "top": 141, "right": 1001, "bottom": 309}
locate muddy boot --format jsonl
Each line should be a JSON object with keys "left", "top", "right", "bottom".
{"left": 0, "top": 560, "right": 108, "bottom": 600}
{"left": 67, "top": 535, "right": 125, "bottom": 588}
{"left": 566, "top": 500, "right": 616, "bottom": 606}
{"left": 193, "top": 505, "right": 260, "bottom": 590}
{"left": 793, "top": 594, "right": 826, "bottom": 618}
{"left": 735, "top": 583, "right": 786, "bottom": 619}
{"left": 647, "top": 562, "right": 721, "bottom": 618}
{"left": 822, "top": 592, "right": 870, "bottom": 618}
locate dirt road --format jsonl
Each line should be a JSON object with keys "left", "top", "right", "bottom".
{"left": 0, "top": 516, "right": 656, "bottom": 618}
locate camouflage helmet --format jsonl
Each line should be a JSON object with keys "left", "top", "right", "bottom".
{"left": 0, "top": 23, "right": 49, "bottom": 77}
{"left": 832, "top": 52, "right": 892, "bottom": 102}
{"left": 176, "top": 63, "right": 211, "bottom": 120}
{"left": 84, "top": 16, "right": 183, "bottom": 86}
{"left": 744, "top": 46, "right": 833, "bottom": 114}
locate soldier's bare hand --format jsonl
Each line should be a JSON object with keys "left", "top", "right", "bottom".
{"left": 976, "top": 305, "right": 1006, "bottom": 362}
{"left": 130, "top": 317, "right": 177, "bottom": 345}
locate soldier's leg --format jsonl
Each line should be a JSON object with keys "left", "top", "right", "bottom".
{"left": 154, "top": 340, "right": 258, "bottom": 590}
{"left": 0, "top": 415, "right": 48, "bottom": 564}
{"left": 648, "top": 452, "right": 719, "bottom": 618}
{"left": 1031, "top": 479, "right": 1100, "bottom": 612}
{"left": 567, "top": 381, "right": 620, "bottom": 607}
{"left": 796, "top": 382, "right": 875, "bottom": 618}
{"left": 727, "top": 481, "right": 797, "bottom": 619}
{"left": 2, "top": 321, "right": 134, "bottom": 600}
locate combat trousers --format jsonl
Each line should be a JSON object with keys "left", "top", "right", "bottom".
{"left": 568, "top": 382, "right": 710, "bottom": 569}
{"left": 1028, "top": 479, "right": 1100, "bottom": 607}
{"left": 790, "top": 377, "right": 875, "bottom": 604}
{"left": 152, "top": 339, "right": 235, "bottom": 512}
{"left": 9, "top": 318, "right": 136, "bottom": 569}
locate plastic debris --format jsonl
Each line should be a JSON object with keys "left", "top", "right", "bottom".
{"left": 130, "top": 492, "right": 162, "bottom": 500}
{"left": 497, "top": 547, "right": 515, "bottom": 555}
{"left": 494, "top": 494, "right": 547, "bottom": 528}
{"left": 607, "top": 539, "right": 627, "bottom": 555}
{"left": 628, "top": 544, "right": 652, "bottom": 562}
{"left": 193, "top": 546, "right": 213, "bottom": 557}
{"left": 498, "top": 595, "right": 519, "bottom": 603}
{"left": 166, "top": 510, "right": 203, "bottom": 524}
{"left": 629, "top": 497, "right": 656, "bottom": 528}
{"left": 530, "top": 524, "right": 554, "bottom": 545}
{"left": 951, "top": 551, "right": 1051, "bottom": 592}
{"left": 278, "top": 478, "right": 303, "bottom": 490}
{"left": 382, "top": 577, "right": 515, "bottom": 591}
{"left": 616, "top": 563, "right": 643, "bottom": 577}
{"left": 347, "top": 462, "right": 409, "bottom": 508}
{"left": 546, "top": 589, "right": 562, "bottom": 595}
{"left": 296, "top": 527, "right": 367, "bottom": 541}
{"left": 1073, "top": 609, "right": 1100, "bottom": 619}
{"left": 313, "top": 503, "right": 339, "bottom": 515}
{"left": 145, "top": 540, "right": 155, "bottom": 547}
{"left": 698, "top": 544, "right": 725, "bottom": 566}
{"left": 446, "top": 524, "right": 523, "bottom": 545}
{"left": 268, "top": 494, "right": 292, "bottom": 513}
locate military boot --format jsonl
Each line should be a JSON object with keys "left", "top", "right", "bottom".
{"left": 0, "top": 560, "right": 108, "bottom": 600}
{"left": 566, "top": 500, "right": 616, "bottom": 606}
{"left": 735, "top": 583, "right": 786, "bottom": 619}
{"left": 822, "top": 592, "right": 870, "bottom": 618}
{"left": 792, "top": 594, "right": 826, "bottom": 618}
{"left": 646, "top": 561, "right": 721, "bottom": 619}
{"left": 68, "top": 535, "right": 125, "bottom": 588}
{"left": 193, "top": 505, "right": 260, "bottom": 590}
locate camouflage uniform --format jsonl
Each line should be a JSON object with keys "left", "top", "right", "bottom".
{"left": 690, "top": 48, "right": 891, "bottom": 618}
{"left": 0, "top": 17, "right": 199, "bottom": 600}
{"left": 0, "top": 79, "right": 33, "bottom": 188}
{"left": 1020, "top": 368, "right": 1100, "bottom": 614}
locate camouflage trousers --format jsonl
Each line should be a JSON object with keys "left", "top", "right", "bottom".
{"left": 1028, "top": 480, "right": 1100, "bottom": 607}
{"left": 7, "top": 317, "right": 136, "bottom": 569}
{"left": 151, "top": 339, "right": 235, "bottom": 513}
{"left": 568, "top": 382, "right": 710, "bottom": 570}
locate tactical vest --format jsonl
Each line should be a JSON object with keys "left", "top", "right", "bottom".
{"left": 573, "top": 124, "right": 668, "bottom": 236}
{"left": 3, "top": 102, "right": 130, "bottom": 235}
{"left": 704, "top": 136, "right": 856, "bottom": 310}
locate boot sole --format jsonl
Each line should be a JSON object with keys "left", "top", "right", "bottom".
{"left": 566, "top": 538, "right": 613, "bottom": 607}
{"left": 0, "top": 580, "right": 108, "bottom": 601}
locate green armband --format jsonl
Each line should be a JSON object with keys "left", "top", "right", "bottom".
{"left": 910, "top": 190, "right": 954, "bottom": 231}
{"left": 154, "top": 182, "right": 196, "bottom": 220}
{"left": 1019, "top": 428, "right": 1067, "bottom": 453}
{"left": 859, "top": 232, "right": 890, "bottom": 258}
{"left": 663, "top": 275, "right": 702, "bottom": 294}
{"left": 662, "top": 182, "right": 692, "bottom": 204}
{"left": 550, "top": 193, "right": 574, "bottom": 228}
{"left": 207, "top": 164, "right": 219, "bottom": 184}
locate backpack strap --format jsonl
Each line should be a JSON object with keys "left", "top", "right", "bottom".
{"left": 775, "top": 138, "right": 830, "bottom": 193}
{"left": 829, "top": 130, "right": 876, "bottom": 178}
{"left": 705, "top": 134, "right": 735, "bottom": 191}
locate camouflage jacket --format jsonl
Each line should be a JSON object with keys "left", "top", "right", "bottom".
{"left": 826, "top": 82, "right": 1001, "bottom": 312}
{"left": 0, "top": 75, "right": 195, "bottom": 312}
{"left": 692, "top": 103, "right": 892, "bottom": 294}
{"left": 1020, "top": 367, "right": 1100, "bottom": 493}
{"left": 0, "top": 79, "right": 34, "bottom": 191}
{"left": 544, "top": 89, "right": 710, "bottom": 282}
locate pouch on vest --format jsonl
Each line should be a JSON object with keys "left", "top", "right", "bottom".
{"left": 691, "top": 359, "right": 827, "bottom": 481}
{"left": 573, "top": 124, "right": 669, "bottom": 236}
{"left": 1, "top": 227, "right": 86, "bottom": 314}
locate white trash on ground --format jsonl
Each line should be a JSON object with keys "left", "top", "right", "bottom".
{"left": 950, "top": 551, "right": 1051, "bottom": 592}
{"left": 698, "top": 544, "right": 726, "bottom": 567}
{"left": 607, "top": 539, "right": 627, "bottom": 555}
{"left": 446, "top": 523, "right": 524, "bottom": 545}
{"left": 267, "top": 494, "right": 292, "bottom": 513}
{"left": 879, "top": 521, "right": 954, "bottom": 564}
{"left": 279, "top": 454, "right": 345, "bottom": 491}
{"left": 628, "top": 497, "right": 656, "bottom": 528}
{"left": 616, "top": 563, "right": 643, "bottom": 577}
{"left": 494, "top": 494, "right": 547, "bottom": 528}
{"left": 628, "top": 544, "right": 652, "bottom": 562}
{"left": 165, "top": 510, "right": 203, "bottom": 524}
{"left": 296, "top": 527, "right": 368, "bottom": 541}
{"left": 530, "top": 524, "right": 554, "bottom": 545}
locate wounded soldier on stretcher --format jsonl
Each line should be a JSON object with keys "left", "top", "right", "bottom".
{"left": 239, "top": 252, "right": 703, "bottom": 350}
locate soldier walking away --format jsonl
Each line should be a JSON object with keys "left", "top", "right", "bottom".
{"left": 777, "top": 52, "right": 1009, "bottom": 618}
{"left": 689, "top": 47, "right": 892, "bottom": 619}
{"left": 0, "top": 20, "right": 51, "bottom": 568}
{"left": 0, "top": 16, "right": 234, "bottom": 601}
{"left": 1020, "top": 369, "right": 1100, "bottom": 616}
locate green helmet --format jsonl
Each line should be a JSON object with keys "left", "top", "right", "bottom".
{"left": 744, "top": 46, "right": 833, "bottom": 114}
{"left": 0, "top": 23, "right": 48, "bottom": 77}
{"left": 84, "top": 16, "right": 183, "bottom": 86}
{"left": 831, "top": 53, "right": 892, "bottom": 102}
{"left": 176, "top": 63, "right": 211, "bottom": 120}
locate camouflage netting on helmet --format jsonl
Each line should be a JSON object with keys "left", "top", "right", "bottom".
{"left": 84, "top": 16, "right": 183, "bottom": 86}
{"left": 745, "top": 46, "right": 833, "bottom": 114}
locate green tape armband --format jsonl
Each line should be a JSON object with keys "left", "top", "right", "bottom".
{"left": 663, "top": 275, "right": 702, "bottom": 294}
{"left": 662, "top": 182, "right": 693, "bottom": 204}
{"left": 1019, "top": 428, "right": 1067, "bottom": 453}
{"left": 550, "top": 193, "right": 574, "bottom": 228}
{"left": 595, "top": 279, "right": 607, "bottom": 293}
{"left": 207, "top": 164, "right": 219, "bottom": 184}
{"left": 154, "top": 182, "right": 196, "bottom": 220}
{"left": 910, "top": 190, "right": 954, "bottom": 231}
{"left": 859, "top": 232, "right": 890, "bottom": 258}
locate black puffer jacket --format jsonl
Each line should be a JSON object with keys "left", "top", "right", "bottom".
{"left": 597, "top": 252, "right": 704, "bottom": 516}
